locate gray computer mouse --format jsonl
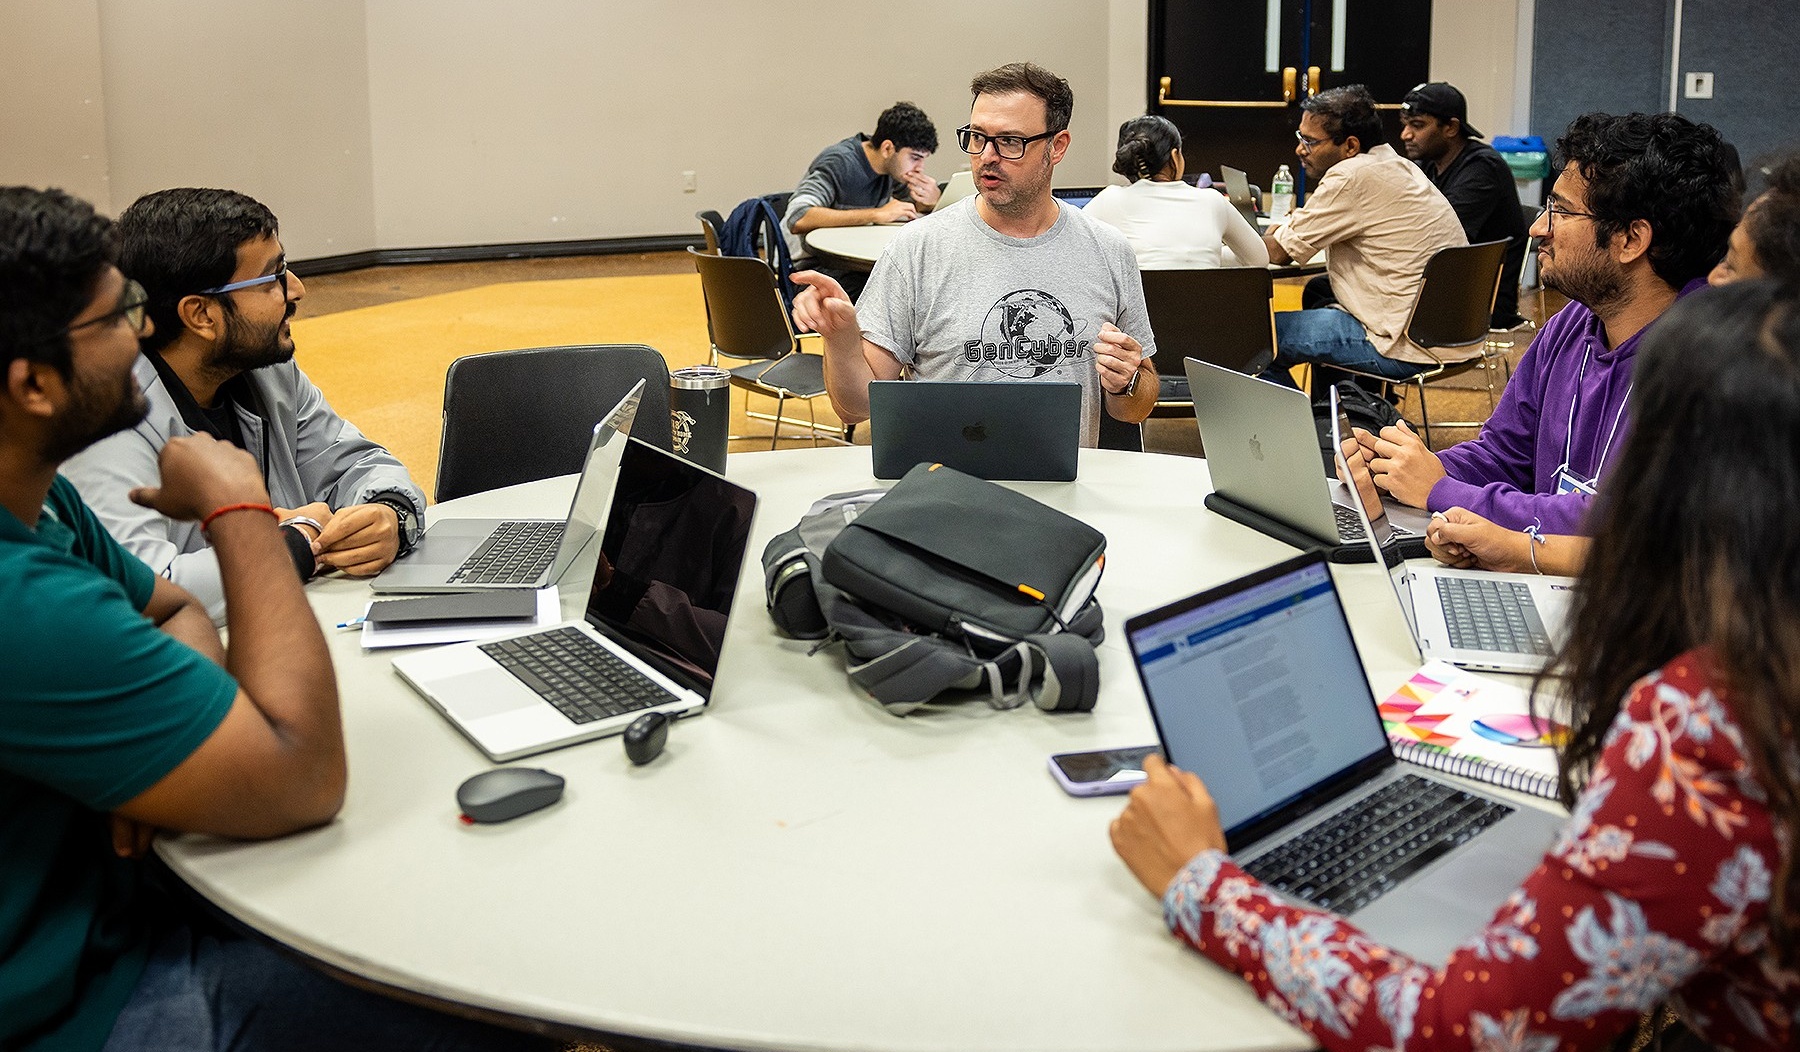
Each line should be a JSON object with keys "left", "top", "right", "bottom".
{"left": 456, "top": 767, "right": 565, "bottom": 824}
{"left": 623, "top": 711, "right": 670, "bottom": 766}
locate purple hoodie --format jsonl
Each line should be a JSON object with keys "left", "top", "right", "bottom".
{"left": 1429, "top": 278, "right": 1708, "bottom": 534}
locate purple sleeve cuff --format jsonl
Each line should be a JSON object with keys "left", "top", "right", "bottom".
{"left": 1427, "top": 476, "right": 1594, "bottom": 535}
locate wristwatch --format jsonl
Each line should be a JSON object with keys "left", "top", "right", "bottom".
{"left": 1114, "top": 367, "right": 1141, "bottom": 398}
{"left": 371, "top": 495, "right": 418, "bottom": 556}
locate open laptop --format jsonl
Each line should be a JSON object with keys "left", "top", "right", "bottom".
{"left": 1219, "top": 165, "right": 1260, "bottom": 226}
{"left": 1188, "top": 359, "right": 1427, "bottom": 561}
{"left": 393, "top": 436, "right": 759, "bottom": 761}
{"left": 868, "top": 380, "right": 1081, "bottom": 482}
{"left": 1050, "top": 185, "right": 1104, "bottom": 209}
{"left": 373, "top": 381, "right": 644, "bottom": 593}
{"left": 936, "top": 170, "right": 976, "bottom": 210}
{"left": 1331, "top": 385, "right": 1575, "bottom": 673}
{"left": 1125, "top": 550, "right": 1563, "bottom": 962}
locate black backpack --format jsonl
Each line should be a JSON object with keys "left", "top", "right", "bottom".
{"left": 1313, "top": 381, "right": 1402, "bottom": 474}
{"left": 761, "top": 464, "right": 1105, "bottom": 715}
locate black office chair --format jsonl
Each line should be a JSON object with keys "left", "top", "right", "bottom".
{"left": 1337, "top": 239, "right": 1511, "bottom": 446}
{"left": 435, "top": 343, "right": 671, "bottom": 503}
{"left": 1097, "top": 411, "right": 1144, "bottom": 452}
{"left": 695, "top": 209, "right": 724, "bottom": 253}
{"left": 688, "top": 246, "right": 851, "bottom": 448}
{"left": 1139, "top": 267, "right": 1277, "bottom": 417}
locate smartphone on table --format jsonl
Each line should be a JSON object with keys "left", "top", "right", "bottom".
{"left": 1047, "top": 745, "right": 1159, "bottom": 797}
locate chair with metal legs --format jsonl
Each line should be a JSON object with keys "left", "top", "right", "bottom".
{"left": 1336, "top": 239, "right": 1512, "bottom": 447}
{"left": 688, "top": 246, "right": 851, "bottom": 449}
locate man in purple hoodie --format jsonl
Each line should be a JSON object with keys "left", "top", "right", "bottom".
{"left": 1359, "top": 111, "right": 1740, "bottom": 534}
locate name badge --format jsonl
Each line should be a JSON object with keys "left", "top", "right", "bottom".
{"left": 1555, "top": 466, "right": 1597, "bottom": 496}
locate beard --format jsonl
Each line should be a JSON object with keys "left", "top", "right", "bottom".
{"left": 1540, "top": 240, "right": 1626, "bottom": 311}
{"left": 213, "top": 300, "right": 297, "bottom": 373}
{"left": 43, "top": 365, "right": 150, "bottom": 463}
{"left": 979, "top": 150, "right": 1055, "bottom": 217}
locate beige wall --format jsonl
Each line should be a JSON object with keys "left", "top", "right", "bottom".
{"left": 2, "top": 0, "right": 1523, "bottom": 260}
{"left": 1431, "top": 0, "right": 1531, "bottom": 139}
{"left": 0, "top": 0, "right": 113, "bottom": 206}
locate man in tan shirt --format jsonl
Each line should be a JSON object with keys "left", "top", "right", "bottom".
{"left": 1261, "top": 84, "right": 1467, "bottom": 394}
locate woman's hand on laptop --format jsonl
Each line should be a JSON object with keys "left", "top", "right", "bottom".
{"left": 1428, "top": 508, "right": 1590, "bottom": 576}
{"left": 1337, "top": 435, "right": 1385, "bottom": 522}
{"left": 1111, "top": 755, "right": 1226, "bottom": 898}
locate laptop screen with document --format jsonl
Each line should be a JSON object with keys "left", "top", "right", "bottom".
{"left": 1127, "top": 553, "right": 1394, "bottom": 850}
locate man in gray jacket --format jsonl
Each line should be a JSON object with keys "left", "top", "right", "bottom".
{"left": 63, "top": 188, "right": 424, "bottom": 620}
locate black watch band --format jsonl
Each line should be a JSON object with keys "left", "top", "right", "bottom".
{"left": 372, "top": 495, "right": 418, "bottom": 556}
{"left": 1115, "top": 367, "right": 1141, "bottom": 398}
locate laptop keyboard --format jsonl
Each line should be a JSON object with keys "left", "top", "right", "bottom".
{"left": 1332, "top": 503, "right": 1368, "bottom": 540}
{"left": 449, "top": 520, "right": 565, "bottom": 584}
{"left": 480, "top": 626, "right": 678, "bottom": 724}
{"left": 1436, "top": 576, "right": 1553, "bottom": 655}
{"left": 1243, "top": 774, "right": 1512, "bottom": 914}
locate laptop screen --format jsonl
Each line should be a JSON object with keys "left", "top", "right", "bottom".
{"left": 564, "top": 380, "right": 644, "bottom": 548}
{"left": 1126, "top": 553, "right": 1394, "bottom": 850}
{"left": 582, "top": 437, "right": 756, "bottom": 697}
{"left": 1051, "top": 186, "right": 1102, "bottom": 209}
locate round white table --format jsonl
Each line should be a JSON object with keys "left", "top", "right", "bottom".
{"left": 801, "top": 225, "right": 904, "bottom": 273}
{"left": 159, "top": 446, "right": 1432, "bottom": 1051}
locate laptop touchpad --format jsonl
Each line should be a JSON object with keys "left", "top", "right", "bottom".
{"left": 445, "top": 668, "right": 542, "bottom": 720}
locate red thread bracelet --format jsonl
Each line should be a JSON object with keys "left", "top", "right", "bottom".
{"left": 200, "top": 502, "right": 278, "bottom": 534}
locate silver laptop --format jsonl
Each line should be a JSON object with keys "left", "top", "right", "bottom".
{"left": 936, "top": 170, "right": 976, "bottom": 210}
{"left": 1331, "top": 385, "right": 1575, "bottom": 674}
{"left": 373, "top": 381, "right": 644, "bottom": 593}
{"left": 1219, "top": 165, "right": 1259, "bottom": 226}
{"left": 393, "top": 436, "right": 759, "bottom": 761}
{"left": 1188, "top": 359, "right": 1427, "bottom": 559}
{"left": 869, "top": 380, "right": 1081, "bottom": 482}
{"left": 1125, "top": 550, "right": 1563, "bottom": 962}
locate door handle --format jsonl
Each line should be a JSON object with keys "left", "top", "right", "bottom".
{"left": 1308, "top": 66, "right": 1321, "bottom": 96}
{"left": 1158, "top": 74, "right": 1294, "bottom": 109}
{"left": 1283, "top": 67, "right": 1297, "bottom": 103}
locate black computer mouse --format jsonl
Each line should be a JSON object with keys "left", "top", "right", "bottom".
{"left": 623, "top": 711, "right": 670, "bottom": 766}
{"left": 456, "top": 767, "right": 565, "bottom": 824}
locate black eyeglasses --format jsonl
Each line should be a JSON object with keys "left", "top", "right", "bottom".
{"left": 197, "top": 262, "right": 293, "bottom": 298}
{"left": 1536, "top": 203, "right": 1603, "bottom": 233}
{"left": 956, "top": 125, "right": 1055, "bottom": 160}
{"left": 36, "top": 279, "right": 151, "bottom": 346}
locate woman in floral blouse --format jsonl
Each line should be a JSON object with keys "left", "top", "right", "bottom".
{"left": 1112, "top": 278, "right": 1800, "bottom": 1051}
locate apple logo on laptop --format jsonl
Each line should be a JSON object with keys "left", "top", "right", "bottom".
{"left": 1248, "top": 434, "right": 1264, "bottom": 461}
{"left": 963, "top": 423, "right": 988, "bottom": 442}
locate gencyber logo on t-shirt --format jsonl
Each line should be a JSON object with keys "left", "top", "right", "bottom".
{"left": 962, "top": 289, "right": 1094, "bottom": 378}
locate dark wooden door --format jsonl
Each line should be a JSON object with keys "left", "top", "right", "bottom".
{"left": 1150, "top": 0, "right": 1432, "bottom": 201}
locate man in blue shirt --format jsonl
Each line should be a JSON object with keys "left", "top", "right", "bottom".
{"left": 0, "top": 186, "right": 543, "bottom": 1051}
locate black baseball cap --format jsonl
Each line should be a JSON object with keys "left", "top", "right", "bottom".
{"left": 1401, "top": 82, "right": 1483, "bottom": 139}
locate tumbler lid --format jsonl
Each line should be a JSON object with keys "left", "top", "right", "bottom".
{"left": 670, "top": 365, "right": 731, "bottom": 390}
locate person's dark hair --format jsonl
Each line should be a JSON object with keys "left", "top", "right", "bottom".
{"left": 0, "top": 186, "right": 118, "bottom": 378}
{"left": 969, "top": 62, "right": 1074, "bottom": 135}
{"left": 119, "top": 187, "right": 279, "bottom": 354}
{"left": 1112, "top": 115, "right": 1182, "bottom": 182}
{"left": 1553, "top": 112, "right": 1741, "bottom": 289}
{"left": 1744, "top": 154, "right": 1800, "bottom": 285}
{"left": 1541, "top": 277, "right": 1800, "bottom": 965}
{"left": 1299, "top": 84, "right": 1384, "bottom": 152}
{"left": 872, "top": 101, "right": 938, "bottom": 155}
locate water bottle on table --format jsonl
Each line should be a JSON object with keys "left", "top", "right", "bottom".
{"left": 1269, "top": 164, "right": 1295, "bottom": 221}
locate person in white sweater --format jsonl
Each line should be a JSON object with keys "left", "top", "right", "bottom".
{"left": 1084, "top": 115, "right": 1269, "bottom": 270}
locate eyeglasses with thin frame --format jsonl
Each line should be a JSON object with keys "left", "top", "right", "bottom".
{"left": 1294, "top": 129, "right": 1332, "bottom": 152}
{"left": 35, "top": 278, "right": 151, "bottom": 347}
{"left": 956, "top": 125, "right": 1055, "bottom": 161}
{"left": 197, "top": 262, "right": 293, "bottom": 298}
{"left": 1536, "top": 203, "right": 1603, "bottom": 234}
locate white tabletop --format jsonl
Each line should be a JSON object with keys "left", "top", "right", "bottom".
{"left": 801, "top": 224, "right": 903, "bottom": 269}
{"left": 160, "top": 446, "right": 1439, "bottom": 1052}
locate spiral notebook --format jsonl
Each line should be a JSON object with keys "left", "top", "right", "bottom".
{"left": 1378, "top": 662, "right": 1564, "bottom": 801}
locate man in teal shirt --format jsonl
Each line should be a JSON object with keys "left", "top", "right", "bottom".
{"left": 0, "top": 187, "right": 543, "bottom": 1051}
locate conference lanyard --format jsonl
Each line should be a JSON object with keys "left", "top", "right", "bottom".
{"left": 1555, "top": 339, "right": 1632, "bottom": 497}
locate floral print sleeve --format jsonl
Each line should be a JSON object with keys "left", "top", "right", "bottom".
{"left": 1162, "top": 651, "right": 1796, "bottom": 1051}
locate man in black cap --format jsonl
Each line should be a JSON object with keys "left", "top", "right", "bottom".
{"left": 1401, "top": 82, "right": 1530, "bottom": 328}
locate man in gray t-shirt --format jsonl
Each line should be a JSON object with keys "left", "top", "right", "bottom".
{"left": 792, "top": 63, "right": 1158, "bottom": 446}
